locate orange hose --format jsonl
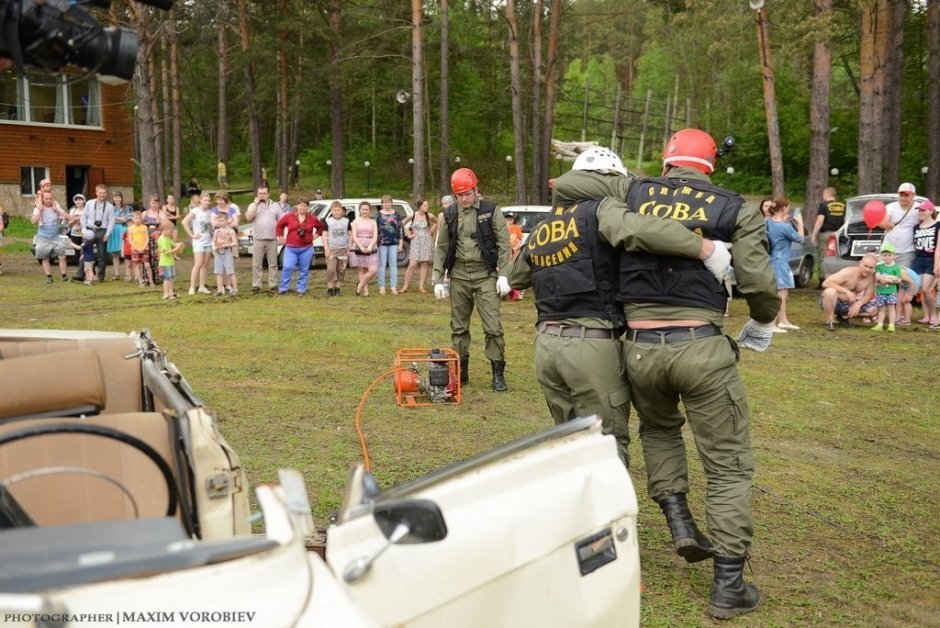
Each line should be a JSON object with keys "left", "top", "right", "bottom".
{"left": 354, "top": 368, "right": 400, "bottom": 473}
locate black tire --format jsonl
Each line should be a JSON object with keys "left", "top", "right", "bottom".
{"left": 794, "top": 257, "right": 813, "bottom": 288}
{"left": 397, "top": 242, "right": 410, "bottom": 267}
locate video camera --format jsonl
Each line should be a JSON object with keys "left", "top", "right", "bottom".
{"left": 0, "top": 0, "right": 172, "bottom": 81}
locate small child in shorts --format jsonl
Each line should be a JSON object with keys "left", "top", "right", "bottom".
{"left": 158, "top": 222, "right": 185, "bottom": 300}
{"left": 872, "top": 243, "right": 903, "bottom": 332}
{"left": 127, "top": 210, "right": 154, "bottom": 286}
{"left": 81, "top": 229, "right": 98, "bottom": 285}
{"left": 211, "top": 219, "right": 238, "bottom": 296}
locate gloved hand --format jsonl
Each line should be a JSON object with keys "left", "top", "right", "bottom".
{"left": 703, "top": 240, "right": 732, "bottom": 282}
{"left": 434, "top": 283, "right": 448, "bottom": 300}
{"left": 736, "top": 319, "right": 774, "bottom": 352}
{"left": 496, "top": 275, "right": 511, "bottom": 297}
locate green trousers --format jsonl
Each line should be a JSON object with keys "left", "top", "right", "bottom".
{"left": 449, "top": 273, "right": 504, "bottom": 363}
{"left": 623, "top": 333, "right": 755, "bottom": 557}
{"left": 534, "top": 331, "right": 630, "bottom": 468}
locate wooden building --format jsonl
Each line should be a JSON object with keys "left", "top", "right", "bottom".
{"left": 0, "top": 73, "right": 135, "bottom": 215}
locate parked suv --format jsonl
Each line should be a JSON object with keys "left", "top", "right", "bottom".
{"left": 822, "top": 193, "right": 927, "bottom": 277}
{"left": 237, "top": 198, "right": 413, "bottom": 268}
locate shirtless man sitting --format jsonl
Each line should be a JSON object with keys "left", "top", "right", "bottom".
{"left": 819, "top": 253, "right": 878, "bottom": 332}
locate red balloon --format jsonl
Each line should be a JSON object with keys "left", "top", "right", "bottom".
{"left": 862, "top": 200, "right": 886, "bottom": 229}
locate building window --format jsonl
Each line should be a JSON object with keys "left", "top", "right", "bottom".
{"left": 21, "top": 166, "right": 50, "bottom": 196}
{"left": 0, "top": 74, "right": 101, "bottom": 127}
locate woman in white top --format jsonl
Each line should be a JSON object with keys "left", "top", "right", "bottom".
{"left": 182, "top": 193, "right": 214, "bottom": 295}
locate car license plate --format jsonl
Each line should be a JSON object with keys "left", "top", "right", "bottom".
{"left": 851, "top": 240, "right": 882, "bottom": 257}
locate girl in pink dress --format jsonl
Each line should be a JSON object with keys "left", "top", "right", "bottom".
{"left": 349, "top": 201, "right": 378, "bottom": 296}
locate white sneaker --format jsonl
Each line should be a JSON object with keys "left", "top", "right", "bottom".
{"left": 778, "top": 322, "right": 800, "bottom": 330}
{"left": 188, "top": 288, "right": 195, "bottom": 296}
{"left": 198, "top": 286, "right": 211, "bottom": 294}
{"left": 771, "top": 326, "right": 788, "bottom": 334}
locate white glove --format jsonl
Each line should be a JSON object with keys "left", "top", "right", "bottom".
{"left": 496, "top": 275, "right": 511, "bottom": 297}
{"left": 736, "top": 319, "right": 774, "bottom": 352}
{"left": 703, "top": 240, "right": 732, "bottom": 282}
{"left": 434, "top": 283, "right": 448, "bottom": 300}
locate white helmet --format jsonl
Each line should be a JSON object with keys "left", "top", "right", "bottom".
{"left": 572, "top": 146, "right": 628, "bottom": 176}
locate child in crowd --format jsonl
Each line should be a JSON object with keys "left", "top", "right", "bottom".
{"left": 896, "top": 266, "right": 921, "bottom": 326}
{"left": 81, "top": 229, "right": 97, "bottom": 285}
{"left": 127, "top": 211, "right": 154, "bottom": 286}
{"left": 211, "top": 216, "right": 238, "bottom": 296}
{"left": 872, "top": 242, "right": 903, "bottom": 332}
{"left": 323, "top": 200, "right": 349, "bottom": 296}
{"left": 158, "top": 222, "right": 185, "bottom": 300}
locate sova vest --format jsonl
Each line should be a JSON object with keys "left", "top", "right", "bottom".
{"left": 443, "top": 200, "right": 499, "bottom": 272}
{"left": 618, "top": 176, "right": 741, "bottom": 312}
{"left": 526, "top": 198, "right": 624, "bottom": 329}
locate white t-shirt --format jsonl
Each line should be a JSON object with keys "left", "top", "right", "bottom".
{"left": 883, "top": 201, "right": 919, "bottom": 254}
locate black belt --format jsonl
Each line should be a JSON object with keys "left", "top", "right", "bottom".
{"left": 628, "top": 325, "right": 722, "bottom": 344}
{"left": 537, "top": 323, "right": 619, "bottom": 339}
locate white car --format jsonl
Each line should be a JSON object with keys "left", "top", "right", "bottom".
{"left": 238, "top": 198, "right": 414, "bottom": 268}
{"left": 0, "top": 329, "right": 640, "bottom": 627}
{"left": 502, "top": 205, "right": 552, "bottom": 246}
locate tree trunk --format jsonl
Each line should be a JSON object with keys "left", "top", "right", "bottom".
{"left": 217, "top": 2, "right": 229, "bottom": 164}
{"left": 130, "top": 6, "right": 159, "bottom": 204}
{"left": 237, "top": 0, "right": 262, "bottom": 190}
{"left": 504, "top": 0, "right": 526, "bottom": 204}
{"left": 755, "top": 6, "right": 785, "bottom": 197}
{"left": 160, "top": 34, "right": 171, "bottom": 197}
{"left": 928, "top": 0, "right": 940, "bottom": 199}
{"left": 858, "top": 0, "right": 890, "bottom": 194}
{"left": 530, "top": 0, "right": 544, "bottom": 204}
{"left": 169, "top": 5, "right": 182, "bottom": 199}
{"left": 881, "top": 1, "right": 906, "bottom": 190}
{"left": 412, "top": 0, "right": 426, "bottom": 199}
{"left": 539, "top": 0, "right": 562, "bottom": 204}
{"left": 805, "top": 0, "right": 834, "bottom": 227}
{"left": 277, "top": 0, "right": 290, "bottom": 194}
{"left": 439, "top": 0, "right": 451, "bottom": 196}
{"left": 148, "top": 45, "right": 165, "bottom": 197}
{"left": 328, "top": 0, "right": 345, "bottom": 197}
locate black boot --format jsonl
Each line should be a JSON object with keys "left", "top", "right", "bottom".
{"left": 658, "top": 494, "right": 714, "bottom": 563}
{"left": 490, "top": 360, "right": 508, "bottom": 392}
{"left": 709, "top": 555, "right": 761, "bottom": 619}
{"left": 460, "top": 356, "right": 469, "bottom": 385}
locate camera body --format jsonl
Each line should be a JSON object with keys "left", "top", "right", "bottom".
{"left": 1, "top": 0, "right": 172, "bottom": 80}
{"left": 94, "top": 220, "right": 103, "bottom": 228}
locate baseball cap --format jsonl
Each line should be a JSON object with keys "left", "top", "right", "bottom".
{"left": 917, "top": 199, "right": 935, "bottom": 212}
{"left": 898, "top": 182, "right": 916, "bottom": 195}
{"left": 880, "top": 242, "right": 896, "bottom": 254}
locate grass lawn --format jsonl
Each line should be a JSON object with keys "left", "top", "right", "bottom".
{"left": 1, "top": 246, "right": 938, "bottom": 626}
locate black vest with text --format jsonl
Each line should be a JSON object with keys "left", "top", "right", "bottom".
{"left": 526, "top": 199, "right": 624, "bottom": 330}
{"left": 619, "top": 176, "right": 740, "bottom": 312}
{"left": 443, "top": 200, "right": 499, "bottom": 272}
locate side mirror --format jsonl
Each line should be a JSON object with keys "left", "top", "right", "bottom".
{"left": 374, "top": 498, "right": 447, "bottom": 544}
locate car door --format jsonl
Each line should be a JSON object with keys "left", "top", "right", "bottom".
{"left": 325, "top": 417, "right": 640, "bottom": 627}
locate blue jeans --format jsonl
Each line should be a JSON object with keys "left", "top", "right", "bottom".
{"left": 377, "top": 244, "right": 399, "bottom": 288}
{"left": 279, "top": 246, "right": 313, "bottom": 293}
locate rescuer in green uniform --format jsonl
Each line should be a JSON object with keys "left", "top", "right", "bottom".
{"left": 619, "top": 129, "right": 779, "bottom": 619}
{"left": 433, "top": 168, "right": 512, "bottom": 392}
{"left": 508, "top": 147, "right": 732, "bottom": 469}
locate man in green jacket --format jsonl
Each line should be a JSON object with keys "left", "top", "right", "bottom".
{"left": 509, "top": 147, "right": 732, "bottom": 469}
{"left": 620, "top": 129, "right": 779, "bottom": 619}
{"left": 433, "top": 168, "right": 512, "bottom": 392}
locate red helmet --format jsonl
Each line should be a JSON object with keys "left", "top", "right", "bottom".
{"left": 451, "top": 168, "right": 479, "bottom": 194}
{"left": 662, "top": 129, "right": 719, "bottom": 174}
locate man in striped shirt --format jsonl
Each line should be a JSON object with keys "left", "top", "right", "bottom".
{"left": 244, "top": 186, "right": 287, "bottom": 293}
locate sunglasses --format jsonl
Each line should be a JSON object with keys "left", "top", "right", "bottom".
{"left": 899, "top": 192, "right": 913, "bottom": 197}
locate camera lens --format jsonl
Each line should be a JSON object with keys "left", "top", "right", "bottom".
{"left": 297, "top": 228, "right": 306, "bottom": 237}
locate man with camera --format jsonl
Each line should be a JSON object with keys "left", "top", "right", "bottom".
{"left": 619, "top": 129, "right": 778, "bottom": 620}
{"left": 80, "top": 184, "right": 115, "bottom": 282}
{"left": 245, "top": 185, "right": 287, "bottom": 293}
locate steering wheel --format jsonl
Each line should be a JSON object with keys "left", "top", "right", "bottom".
{"left": 0, "top": 422, "right": 179, "bottom": 520}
